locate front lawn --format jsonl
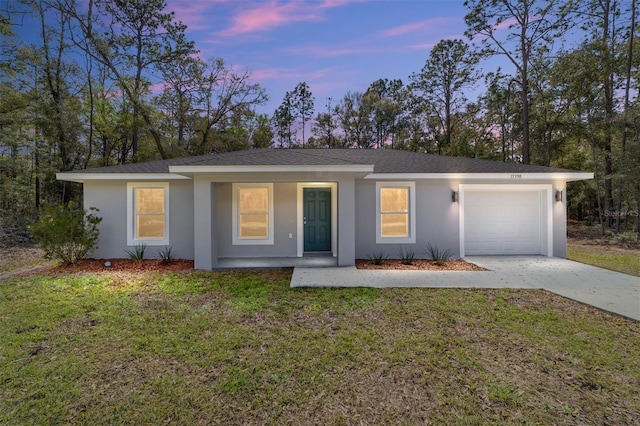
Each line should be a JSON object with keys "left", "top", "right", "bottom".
{"left": 1, "top": 269, "right": 638, "bottom": 425}
{"left": 567, "top": 242, "right": 640, "bottom": 277}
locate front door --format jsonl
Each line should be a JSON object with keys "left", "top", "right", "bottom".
{"left": 303, "top": 188, "right": 331, "bottom": 252}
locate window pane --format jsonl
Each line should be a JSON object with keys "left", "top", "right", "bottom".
{"left": 239, "top": 188, "right": 268, "bottom": 214}
{"left": 136, "top": 188, "right": 165, "bottom": 214}
{"left": 137, "top": 215, "right": 165, "bottom": 238}
{"left": 381, "top": 187, "right": 408, "bottom": 213}
{"left": 240, "top": 214, "right": 268, "bottom": 238}
{"left": 381, "top": 213, "right": 408, "bottom": 237}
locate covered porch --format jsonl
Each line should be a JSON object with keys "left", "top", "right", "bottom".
{"left": 186, "top": 169, "right": 369, "bottom": 270}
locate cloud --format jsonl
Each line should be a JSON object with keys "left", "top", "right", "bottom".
{"left": 252, "top": 66, "right": 335, "bottom": 82}
{"left": 384, "top": 17, "right": 458, "bottom": 37}
{"left": 165, "top": 1, "right": 218, "bottom": 31}
{"left": 285, "top": 44, "right": 376, "bottom": 58}
{"left": 217, "top": 0, "right": 362, "bottom": 37}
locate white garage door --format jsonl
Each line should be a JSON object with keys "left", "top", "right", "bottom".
{"left": 464, "top": 190, "right": 543, "bottom": 255}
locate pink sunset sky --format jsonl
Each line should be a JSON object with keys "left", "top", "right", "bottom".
{"left": 164, "top": 0, "right": 487, "bottom": 114}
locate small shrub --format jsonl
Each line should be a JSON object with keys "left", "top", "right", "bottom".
{"left": 426, "top": 243, "right": 452, "bottom": 266}
{"left": 398, "top": 246, "right": 416, "bottom": 265}
{"left": 157, "top": 246, "right": 173, "bottom": 264}
{"left": 125, "top": 243, "right": 147, "bottom": 262}
{"left": 614, "top": 231, "right": 640, "bottom": 248}
{"left": 367, "top": 252, "right": 388, "bottom": 266}
{"left": 30, "top": 202, "right": 102, "bottom": 265}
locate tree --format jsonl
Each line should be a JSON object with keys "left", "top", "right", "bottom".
{"left": 337, "top": 91, "right": 375, "bottom": 149}
{"left": 155, "top": 55, "right": 203, "bottom": 152}
{"left": 365, "top": 79, "right": 406, "bottom": 149}
{"left": 273, "top": 91, "right": 295, "bottom": 148}
{"left": 615, "top": 0, "right": 637, "bottom": 233}
{"left": 312, "top": 97, "right": 342, "bottom": 148}
{"left": 465, "top": 0, "right": 572, "bottom": 164}
{"left": 573, "top": 0, "right": 632, "bottom": 229}
{"left": 188, "top": 59, "right": 268, "bottom": 155}
{"left": 61, "top": 0, "right": 197, "bottom": 161}
{"left": 291, "top": 82, "right": 314, "bottom": 146}
{"left": 481, "top": 69, "right": 520, "bottom": 162}
{"left": 411, "top": 39, "right": 480, "bottom": 155}
{"left": 248, "top": 113, "right": 274, "bottom": 149}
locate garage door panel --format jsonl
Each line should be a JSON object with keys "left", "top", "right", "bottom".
{"left": 464, "top": 191, "right": 542, "bottom": 255}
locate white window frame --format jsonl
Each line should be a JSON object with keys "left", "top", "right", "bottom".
{"left": 127, "top": 182, "right": 170, "bottom": 246}
{"left": 376, "top": 181, "right": 416, "bottom": 244}
{"left": 232, "top": 183, "right": 274, "bottom": 245}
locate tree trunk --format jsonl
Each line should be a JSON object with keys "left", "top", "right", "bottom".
{"left": 520, "top": 21, "right": 530, "bottom": 165}
{"left": 615, "top": 0, "right": 636, "bottom": 233}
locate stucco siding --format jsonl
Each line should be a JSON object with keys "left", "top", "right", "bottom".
{"left": 83, "top": 181, "right": 127, "bottom": 259}
{"left": 553, "top": 183, "right": 568, "bottom": 258}
{"left": 216, "top": 182, "right": 298, "bottom": 258}
{"left": 83, "top": 180, "right": 194, "bottom": 260}
{"left": 354, "top": 180, "right": 460, "bottom": 260}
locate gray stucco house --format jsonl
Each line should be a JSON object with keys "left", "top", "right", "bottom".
{"left": 57, "top": 148, "right": 593, "bottom": 270}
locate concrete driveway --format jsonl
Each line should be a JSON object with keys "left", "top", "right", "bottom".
{"left": 290, "top": 256, "right": 640, "bottom": 321}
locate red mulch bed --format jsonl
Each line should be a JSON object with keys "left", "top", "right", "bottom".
{"left": 15, "top": 258, "right": 485, "bottom": 276}
{"left": 356, "top": 258, "right": 486, "bottom": 271}
{"left": 16, "top": 258, "right": 194, "bottom": 277}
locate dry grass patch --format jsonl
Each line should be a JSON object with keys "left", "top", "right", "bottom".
{"left": 0, "top": 246, "right": 51, "bottom": 275}
{"left": 568, "top": 240, "right": 640, "bottom": 277}
{"left": 1, "top": 269, "right": 639, "bottom": 425}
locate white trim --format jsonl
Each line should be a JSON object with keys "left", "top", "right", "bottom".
{"left": 365, "top": 172, "right": 593, "bottom": 182}
{"left": 126, "top": 182, "right": 170, "bottom": 246}
{"left": 57, "top": 173, "right": 190, "bottom": 182}
{"left": 458, "top": 184, "right": 553, "bottom": 257}
{"left": 232, "top": 183, "right": 274, "bottom": 245}
{"left": 170, "top": 165, "right": 374, "bottom": 173}
{"left": 375, "top": 181, "right": 416, "bottom": 244}
{"left": 297, "top": 183, "right": 338, "bottom": 257}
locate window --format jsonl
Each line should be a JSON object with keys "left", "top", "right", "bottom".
{"left": 127, "top": 182, "right": 169, "bottom": 246}
{"left": 232, "top": 183, "right": 274, "bottom": 245}
{"left": 376, "top": 182, "right": 416, "bottom": 244}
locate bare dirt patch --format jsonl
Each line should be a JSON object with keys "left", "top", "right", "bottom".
{"left": 356, "top": 258, "right": 486, "bottom": 271}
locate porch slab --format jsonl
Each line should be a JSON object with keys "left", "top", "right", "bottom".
{"left": 215, "top": 256, "right": 337, "bottom": 269}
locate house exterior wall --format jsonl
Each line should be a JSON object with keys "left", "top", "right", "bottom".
{"left": 354, "top": 179, "right": 460, "bottom": 259}
{"left": 216, "top": 182, "right": 299, "bottom": 258}
{"left": 553, "top": 183, "right": 568, "bottom": 258}
{"left": 355, "top": 179, "right": 570, "bottom": 260}
{"left": 82, "top": 175, "right": 570, "bottom": 267}
{"left": 83, "top": 180, "right": 194, "bottom": 260}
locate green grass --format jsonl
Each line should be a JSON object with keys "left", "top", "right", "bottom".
{"left": 1, "top": 269, "right": 639, "bottom": 425}
{"left": 568, "top": 245, "right": 640, "bottom": 277}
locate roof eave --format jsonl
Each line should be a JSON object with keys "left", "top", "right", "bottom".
{"left": 56, "top": 173, "right": 191, "bottom": 182}
{"left": 168, "top": 165, "right": 375, "bottom": 173}
{"left": 365, "top": 172, "right": 594, "bottom": 181}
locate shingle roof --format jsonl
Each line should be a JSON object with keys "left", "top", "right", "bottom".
{"left": 70, "top": 148, "right": 578, "bottom": 174}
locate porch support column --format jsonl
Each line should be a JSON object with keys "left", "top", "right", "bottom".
{"left": 337, "top": 176, "right": 356, "bottom": 266}
{"left": 194, "top": 176, "right": 216, "bottom": 269}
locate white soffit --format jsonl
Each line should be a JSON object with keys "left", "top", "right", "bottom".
{"left": 56, "top": 173, "right": 191, "bottom": 182}
{"left": 168, "top": 165, "right": 374, "bottom": 173}
{"left": 365, "top": 172, "right": 593, "bottom": 181}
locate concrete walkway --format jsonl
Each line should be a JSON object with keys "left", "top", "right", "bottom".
{"left": 291, "top": 256, "right": 640, "bottom": 321}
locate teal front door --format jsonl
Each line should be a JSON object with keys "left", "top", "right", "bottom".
{"left": 303, "top": 188, "right": 331, "bottom": 252}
